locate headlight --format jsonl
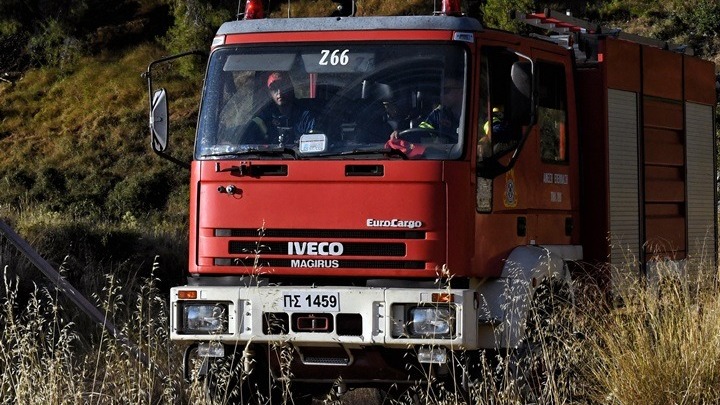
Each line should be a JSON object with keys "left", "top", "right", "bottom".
{"left": 408, "top": 306, "right": 455, "bottom": 338}
{"left": 180, "top": 303, "right": 229, "bottom": 334}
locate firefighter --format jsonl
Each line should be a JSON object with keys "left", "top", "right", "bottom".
{"left": 479, "top": 105, "right": 517, "bottom": 159}
{"left": 388, "top": 76, "right": 463, "bottom": 143}
{"left": 416, "top": 76, "right": 463, "bottom": 142}
{"left": 243, "top": 71, "right": 316, "bottom": 145}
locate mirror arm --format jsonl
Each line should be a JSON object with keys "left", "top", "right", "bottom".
{"left": 142, "top": 50, "right": 206, "bottom": 170}
{"left": 152, "top": 148, "right": 191, "bottom": 169}
{"left": 143, "top": 50, "right": 206, "bottom": 112}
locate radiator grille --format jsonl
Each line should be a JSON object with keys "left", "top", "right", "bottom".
{"left": 229, "top": 241, "right": 406, "bottom": 256}
{"left": 216, "top": 258, "right": 425, "bottom": 269}
{"left": 216, "top": 228, "right": 425, "bottom": 239}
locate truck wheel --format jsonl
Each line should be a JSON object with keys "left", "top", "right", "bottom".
{"left": 204, "top": 351, "right": 321, "bottom": 405}
{"left": 503, "top": 281, "right": 575, "bottom": 403}
{"left": 381, "top": 384, "right": 423, "bottom": 404}
{"left": 204, "top": 352, "right": 270, "bottom": 405}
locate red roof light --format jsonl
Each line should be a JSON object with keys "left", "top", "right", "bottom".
{"left": 441, "top": 0, "right": 462, "bottom": 16}
{"left": 244, "top": 0, "right": 265, "bottom": 19}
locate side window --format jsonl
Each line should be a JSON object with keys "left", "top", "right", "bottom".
{"left": 477, "top": 47, "right": 522, "bottom": 161}
{"left": 537, "top": 62, "right": 568, "bottom": 163}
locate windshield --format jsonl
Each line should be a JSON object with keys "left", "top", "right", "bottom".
{"left": 196, "top": 43, "right": 468, "bottom": 160}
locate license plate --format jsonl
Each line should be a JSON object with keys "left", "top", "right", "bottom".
{"left": 282, "top": 291, "right": 340, "bottom": 312}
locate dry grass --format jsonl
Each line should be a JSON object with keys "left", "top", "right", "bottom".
{"left": 1, "top": 253, "right": 720, "bottom": 404}
{"left": 578, "top": 263, "right": 720, "bottom": 405}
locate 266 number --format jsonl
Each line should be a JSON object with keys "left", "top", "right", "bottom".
{"left": 319, "top": 49, "right": 349, "bottom": 66}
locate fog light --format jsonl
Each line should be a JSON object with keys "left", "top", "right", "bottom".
{"left": 408, "top": 306, "right": 454, "bottom": 338}
{"left": 418, "top": 346, "right": 447, "bottom": 364}
{"left": 182, "top": 303, "right": 229, "bottom": 334}
{"left": 198, "top": 341, "right": 225, "bottom": 357}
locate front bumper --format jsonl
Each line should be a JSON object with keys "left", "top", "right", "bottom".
{"left": 170, "top": 285, "right": 480, "bottom": 349}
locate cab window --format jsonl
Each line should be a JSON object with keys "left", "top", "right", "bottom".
{"left": 537, "top": 61, "right": 568, "bottom": 163}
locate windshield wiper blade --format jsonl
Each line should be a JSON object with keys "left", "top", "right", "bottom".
{"left": 201, "top": 147, "right": 297, "bottom": 159}
{"left": 312, "top": 147, "right": 408, "bottom": 159}
{"left": 350, "top": 147, "right": 408, "bottom": 159}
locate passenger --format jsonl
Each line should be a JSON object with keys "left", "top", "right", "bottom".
{"left": 243, "top": 71, "right": 316, "bottom": 144}
{"left": 479, "top": 105, "right": 518, "bottom": 158}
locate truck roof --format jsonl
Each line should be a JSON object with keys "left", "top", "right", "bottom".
{"left": 216, "top": 15, "right": 483, "bottom": 35}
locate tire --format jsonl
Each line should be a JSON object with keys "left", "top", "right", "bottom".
{"left": 502, "top": 281, "right": 575, "bottom": 404}
{"left": 204, "top": 349, "right": 272, "bottom": 405}
{"left": 204, "top": 347, "right": 322, "bottom": 405}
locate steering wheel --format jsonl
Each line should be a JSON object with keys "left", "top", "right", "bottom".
{"left": 396, "top": 127, "right": 443, "bottom": 144}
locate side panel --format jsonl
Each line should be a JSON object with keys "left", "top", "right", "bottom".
{"left": 576, "top": 68, "right": 609, "bottom": 263}
{"left": 643, "top": 97, "right": 686, "bottom": 258}
{"left": 604, "top": 39, "right": 640, "bottom": 92}
{"left": 685, "top": 102, "right": 717, "bottom": 266}
{"left": 607, "top": 89, "right": 641, "bottom": 271}
{"left": 642, "top": 46, "right": 683, "bottom": 100}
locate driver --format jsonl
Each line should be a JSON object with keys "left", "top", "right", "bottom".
{"left": 389, "top": 76, "right": 463, "bottom": 143}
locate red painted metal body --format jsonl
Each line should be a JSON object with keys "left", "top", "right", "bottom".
{"left": 187, "top": 25, "right": 585, "bottom": 281}
{"left": 159, "top": 11, "right": 715, "bottom": 391}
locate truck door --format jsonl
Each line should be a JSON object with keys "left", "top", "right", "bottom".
{"left": 525, "top": 50, "right": 578, "bottom": 246}
{"left": 474, "top": 43, "right": 579, "bottom": 276}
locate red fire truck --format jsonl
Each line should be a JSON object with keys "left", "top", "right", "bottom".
{"left": 146, "top": 3, "right": 717, "bottom": 403}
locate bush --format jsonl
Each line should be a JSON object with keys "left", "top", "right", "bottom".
{"left": 481, "top": 0, "right": 534, "bottom": 31}
{"left": 27, "top": 19, "right": 83, "bottom": 70}
{"left": 163, "top": 0, "right": 232, "bottom": 75}
{"left": 105, "top": 169, "right": 176, "bottom": 219}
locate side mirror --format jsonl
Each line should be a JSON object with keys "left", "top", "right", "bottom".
{"left": 144, "top": 50, "right": 205, "bottom": 169}
{"left": 510, "top": 61, "right": 533, "bottom": 125}
{"left": 150, "top": 89, "right": 169, "bottom": 152}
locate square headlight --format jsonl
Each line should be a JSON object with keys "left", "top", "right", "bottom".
{"left": 180, "top": 302, "right": 229, "bottom": 334}
{"left": 408, "top": 305, "right": 455, "bottom": 338}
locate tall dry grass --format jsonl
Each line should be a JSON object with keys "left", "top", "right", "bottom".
{"left": 0, "top": 257, "right": 186, "bottom": 404}
{"left": 1, "top": 253, "right": 720, "bottom": 404}
{"left": 578, "top": 262, "right": 720, "bottom": 405}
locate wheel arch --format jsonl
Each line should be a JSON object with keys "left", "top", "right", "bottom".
{"left": 479, "top": 245, "right": 576, "bottom": 348}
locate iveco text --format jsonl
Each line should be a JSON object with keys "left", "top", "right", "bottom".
{"left": 287, "top": 241, "right": 344, "bottom": 256}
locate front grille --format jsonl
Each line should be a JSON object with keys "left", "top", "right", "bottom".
{"left": 291, "top": 313, "right": 334, "bottom": 333}
{"left": 216, "top": 258, "right": 425, "bottom": 269}
{"left": 216, "top": 228, "right": 425, "bottom": 239}
{"left": 229, "top": 241, "right": 406, "bottom": 256}
{"left": 262, "top": 312, "right": 364, "bottom": 337}
{"left": 216, "top": 228, "right": 428, "bottom": 270}
{"left": 263, "top": 312, "right": 289, "bottom": 335}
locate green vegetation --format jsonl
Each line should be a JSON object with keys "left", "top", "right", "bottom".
{"left": 0, "top": 43, "right": 197, "bottom": 297}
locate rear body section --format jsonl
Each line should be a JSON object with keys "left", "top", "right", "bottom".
{"left": 577, "top": 36, "right": 717, "bottom": 288}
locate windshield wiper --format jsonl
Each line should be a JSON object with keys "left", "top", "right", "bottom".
{"left": 201, "top": 147, "right": 297, "bottom": 159}
{"left": 311, "top": 147, "right": 408, "bottom": 160}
